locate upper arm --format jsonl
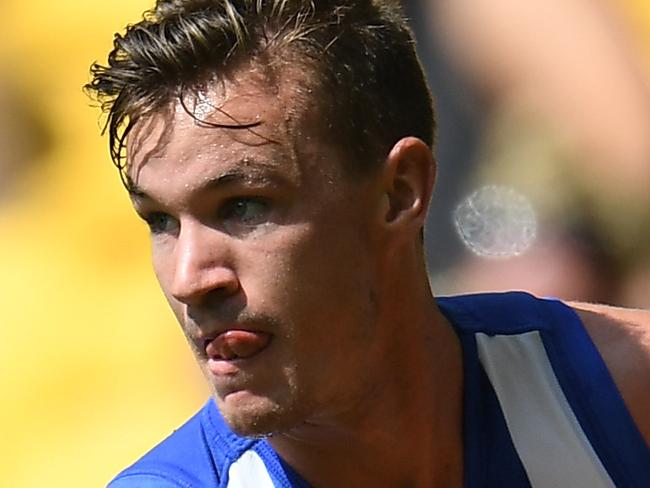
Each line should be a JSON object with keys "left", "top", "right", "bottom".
{"left": 570, "top": 302, "right": 650, "bottom": 446}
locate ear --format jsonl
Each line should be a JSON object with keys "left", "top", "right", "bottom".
{"left": 381, "top": 137, "right": 436, "bottom": 239}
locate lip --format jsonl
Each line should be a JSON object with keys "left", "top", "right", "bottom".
{"left": 203, "top": 328, "right": 273, "bottom": 376}
{"left": 206, "top": 339, "right": 273, "bottom": 376}
{"left": 196, "top": 323, "right": 266, "bottom": 348}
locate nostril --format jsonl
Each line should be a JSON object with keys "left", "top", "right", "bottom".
{"left": 171, "top": 266, "right": 240, "bottom": 305}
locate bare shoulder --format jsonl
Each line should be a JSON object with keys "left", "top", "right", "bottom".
{"left": 569, "top": 302, "right": 650, "bottom": 445}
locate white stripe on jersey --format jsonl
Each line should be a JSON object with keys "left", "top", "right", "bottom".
{"left": 227, "top": 449, "right": 276, "bottom": 488}
{"left": 476, "top": 331, "right": 614, "bottom": 488}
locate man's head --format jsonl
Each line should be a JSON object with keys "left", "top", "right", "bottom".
{"left": 86, "top": 0, "right": 434, "bottom": 179}
{"left": 87, "top": 0, "right": 437, "bottom": 437}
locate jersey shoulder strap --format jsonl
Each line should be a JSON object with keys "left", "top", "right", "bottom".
{"left": 108, "top": 400, "right": 308, "bottom": 487}
{"left": 438, "top": 292, "right": 650, "bottom": 488}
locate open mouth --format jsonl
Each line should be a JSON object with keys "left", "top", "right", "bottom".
{"left": 205, "top": 330, "right": 272, "bottom": 362}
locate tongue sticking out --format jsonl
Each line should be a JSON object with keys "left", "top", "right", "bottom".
{"left": 206, "top": 330, "right": 271, "bottom": 360}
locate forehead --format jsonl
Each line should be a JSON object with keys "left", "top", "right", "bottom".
{"left": 126, "top": 72, "right": 301, "bottom": 190}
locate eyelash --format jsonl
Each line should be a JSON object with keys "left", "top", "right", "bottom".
{"left": 139, "top": 197, "right": 271, "bottom": 235}
{"left": 143, "top": 212, "right": 177, "bottom": 235}
{"left": 219, "top": 197, "right": 270, "bottom": 226}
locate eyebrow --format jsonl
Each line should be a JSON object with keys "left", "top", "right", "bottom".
{"left": 128, "top": 160, "right": 291, "bottom": 202}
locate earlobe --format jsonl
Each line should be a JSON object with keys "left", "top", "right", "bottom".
{"left": 382, "top": 137, "right": 436, "bottom": 236}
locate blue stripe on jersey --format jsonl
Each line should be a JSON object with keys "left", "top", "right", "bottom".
{"left": 439, "top": 292, "right": 650, "bottom": 488}
{"left": 439, "top": 296, "right": 531, "bottom": 487}
{"left": 477, "top": 330, "right": 614, "bottom": 486}
{"left": 541, "top": 299, "right": 650, "bottom": 487}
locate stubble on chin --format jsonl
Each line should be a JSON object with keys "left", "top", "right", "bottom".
{"left": 215, "top": 392, "right": 307, "bottom": 438}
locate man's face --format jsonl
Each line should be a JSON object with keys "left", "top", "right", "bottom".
{"left": 127, "top": 71, "right": 388, "bottom": 436}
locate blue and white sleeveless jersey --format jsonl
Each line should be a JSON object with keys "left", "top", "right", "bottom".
{"left": 108, "top": 292, "right": 650, "bottom": 487}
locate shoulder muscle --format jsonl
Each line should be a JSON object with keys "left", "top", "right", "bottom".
{"left": 570, "top": 302, "right": 650, "bottom": 445}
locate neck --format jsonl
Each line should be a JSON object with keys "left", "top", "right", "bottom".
{"left": 270, "top": 252, "right": 464, "bottom": 487}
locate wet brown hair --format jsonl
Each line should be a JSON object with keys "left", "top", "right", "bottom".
{"left": 85, "top": 0, "right": 434, "bottom": 180}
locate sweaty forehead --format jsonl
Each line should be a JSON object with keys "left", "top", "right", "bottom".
{"left": 127, "top": 72, "right": 294, "bottom": 179}
{"left": 124, "top": 61, "right": 354, "bottom": 203}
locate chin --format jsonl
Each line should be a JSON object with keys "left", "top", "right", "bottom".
{"left": 215, "top": 391, "right": 304, "bottom": 438}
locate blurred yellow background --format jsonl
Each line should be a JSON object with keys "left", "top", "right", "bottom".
{"left": 0, "top": 1, "right": 648, "bottom": 486}
{"left": 0, "top": 1, "right": 208, "bottom": 486}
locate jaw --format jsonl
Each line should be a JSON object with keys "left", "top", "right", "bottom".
{"left": 211, "top": 378, "right": 313, "bottom": 438}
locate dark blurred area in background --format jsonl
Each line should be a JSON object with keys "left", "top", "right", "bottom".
{"left": 0, "top": 78, "right": 51, "bottom": 202}
{"left": 405, "top": 0, "right": 650, "bottom": 308}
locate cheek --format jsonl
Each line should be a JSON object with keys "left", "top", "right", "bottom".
{"left": 151, "top": 249, "right": 171, "bottom": 293}
{"left": 277, "top": 225, "right": 375, "bottom": 325}
{"left": 150, "top": 232, "right": 184, "bottom": 282}
{"left": 150, "top": 246, "right": 185, "bottom": 317}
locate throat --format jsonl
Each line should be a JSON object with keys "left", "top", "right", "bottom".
{"left": 268, "top": 368, "right": 464, "bottom": 488}
{"left": 271, "top": 303, "right": 465, "bottom": 487}
{"left": 270, "top": 421, "right": 464, "bottom": 488}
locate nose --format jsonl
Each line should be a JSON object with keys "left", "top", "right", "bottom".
{"left": 168, "top": 221, "right": 240, "bottom": 306}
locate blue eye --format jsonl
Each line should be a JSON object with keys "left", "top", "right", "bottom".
{"left": 144, "top": 212, "right": 178, "bottom": 235}
{"left": 220, "top": 198, "right": 270, "bottom": 226}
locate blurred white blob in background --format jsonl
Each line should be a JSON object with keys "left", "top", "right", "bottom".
{"left": 454, "top": 185, "right": 537, "bottom": 258}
